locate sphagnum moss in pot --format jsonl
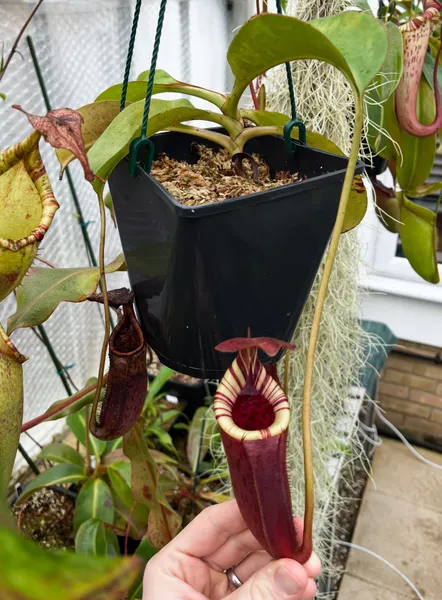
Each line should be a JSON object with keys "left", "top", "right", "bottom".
{"left": 54, "top": 7, "right": 392, "bottom": 378}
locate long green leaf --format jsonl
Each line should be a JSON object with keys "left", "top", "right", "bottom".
{"left": 107, "top": 461, "right": 149, "bottom": 525}
{"left": 75, "top": 518, "right": 119, "bottom": 557}
{"left": 0, "top": 519, "right": 140, "bottom": 600}
{"left": 43, "top": 378, "right": 101, "bottom": 422}
{"left": 67, "top": 407, "right": 107, "bottom": 458}
{"left": 96, "top": 69, "right": 225, "bottom": 109}
{"left": 145, "top": 366, "right": 175, "bottom": 407}
{"left": 74, "top": 479, "right": 115, "bottom": 532}
{"left": 0, "top": 331, "right": 24, "bottom": 494}
{"left": 123, "top": 425, "right": 181, "bottom": 549}
{"left": 7, "top": 254, "right": 126, "bottom": 333}
{"left": 88, "top": 99, "right": 218, "bottom": 194}
{"left": 400, "top": 196, "right": 440, "bottom": 284}
{"left": 187, "top": 407, "right": 216, "bottom": 474}
{"left": 16, "top": 464, "right": 86, "bottom": 505}
{"left": 39, "top": 443, "right": 84, "bottom": 468}
{"left": 398, "top": 78, "right": 437, "bottom": 191}
{"left": 225, "top": 11, "right": 388, "bottom": 115}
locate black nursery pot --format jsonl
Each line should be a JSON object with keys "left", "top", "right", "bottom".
{"left": 109, "top": 129, "right": 364, "bottom": 378}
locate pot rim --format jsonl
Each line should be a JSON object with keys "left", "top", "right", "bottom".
{"left": 130, "top": 130, "right": 364, "bottom": 218}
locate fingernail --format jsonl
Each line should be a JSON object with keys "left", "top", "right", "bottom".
{"left": 274, "top": 566, "right": 303, "bottom": 595}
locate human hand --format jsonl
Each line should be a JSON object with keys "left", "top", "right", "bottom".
{"left": 142, "top": 500, "right": 320, "bottom": 599}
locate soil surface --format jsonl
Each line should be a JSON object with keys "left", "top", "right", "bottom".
{"left": 13, "top": 488, "right": 75, "bottom": 550}
{"left": 151, "top": 145, "right": 302, "bottom": 206}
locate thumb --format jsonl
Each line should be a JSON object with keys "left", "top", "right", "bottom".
{"left": 226, "top": 558, "right": 314, "bottom": 600}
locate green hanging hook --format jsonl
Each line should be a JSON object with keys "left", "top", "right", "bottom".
{"left": 284, "top": 120, "right": 307, "bottom": 155}
{"left": 128, "top": 136, "right": 155, "bottom": 177}
{"left": 275, "top": 0, "right": 306, "bottom": 156}
{"left": 122, "top": 0, "right": 168, "bottom": 176}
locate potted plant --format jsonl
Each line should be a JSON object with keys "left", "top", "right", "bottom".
{"left": 365, "top": 0, "right": 442, "bottom": 283}
{"left": 50, "top": 9, "right": 397, "bottom": 378}
{"left": 0, "top": 3, "right": 401, "bottom": 597}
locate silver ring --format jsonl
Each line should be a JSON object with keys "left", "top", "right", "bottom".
{"left": 225, "top": 565, "right": 242, "bottom": 589}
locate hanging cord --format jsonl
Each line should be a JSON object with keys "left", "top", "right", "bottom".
{"left": 128, "top": 0, "right": 169, "bottom": 176}
{"left": 275, "top": 0, "right": 306, "bottom": 152}
{"left": 120, "top": 0, "right": 143, "bottom": 112}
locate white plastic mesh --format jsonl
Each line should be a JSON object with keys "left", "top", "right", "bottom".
{"left": 0, "top": 0, "right": 235, "bottom": 469}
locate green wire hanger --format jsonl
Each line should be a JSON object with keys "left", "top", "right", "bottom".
{"left": 120, "top": 0, "right": 305, "bottom": 178}
{"left": 121, "top": 0, "right": 169, "bottom": 176}
{"left": 275, "top": 0, "right": 306, "bottom": 154}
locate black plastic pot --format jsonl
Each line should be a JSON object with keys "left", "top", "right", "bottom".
{"left": 109, "top": 129, "right": 364, "bottom": 378}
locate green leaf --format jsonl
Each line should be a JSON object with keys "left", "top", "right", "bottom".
{"left": 147, "top": 425, "right": 177, "bottom": 456}
{"left": 67, "top": 407, "right": 107, "bottom": 458}
{"left": 123, "top": 425, "right": 181, "bottom": 549}
{"left": 397, "top": 78, "right": 437, "bottom": 191}
{"left": 7, "top": 254, "right": 126, "bottom": 333}
{"left": 96, "top": 71, "right": 226, "bottom": 109}
{"left": 354, "top": 0, "right": 372, "bottom": 10}
{"left": 112, "top": 492, "right": 146, "bottom": 540}
{"left": 366, "top": 90, "right": 401, "bottom": 160}
{"left": 157, "top": 409, "right": 182, "bottom": 429}
{"left": 74, "top": 479, "right": 115, "bottom": 532}
{"left": 365, "top": 23, "right": 403, "bottom": 160}
{"left": 56, "top": 101, "right": 121, "bottom": 175}
{"left": 187, "top": 407, "right": 216, "bottom": 474}
{"left": 39, "top": 443, "right": 84, "bottom": 468}
{"left": 107, "top": 461, "right": 149, "bottom": 524}
{"left": 374, "top": 184, "right": 401, "bottom": 234}
{"left": 16, "top": 464, "right": 86, "bottom": 505}
{"left": 106, "top": 437, "right": 123, "bottom": 453}
{"left": 108, "top": 461, "right": 133, "bottom": 508}
{"left": 145, "top": 366, "right": 175, "bottom": 407}
{"left": 75, "top": 518, "right": 119, "bottom": 556}
{"left": 0, "top": 519, "right": 140, "bottom": 600}
{"left": 241, "top": 109, "right": 367, "bottom": 231}
{"left": 373, "top": 22, "right": 403, "bottom": 104}
{"left": 88, "top": 98, "right": 218, "bottom": 194}
{"left": 39, "top": 377, "right": 101, "bottom": 422}
{"left": 225, "top": 11, "right": 388, "bottom": 115}
{"left": 399, "top": 196, "right": 440, "bottom": 283}
{"left": 104, "top": 191, "right": 116, "bottom": 226}
{"left": 0, "top": 331, "right": 24, "bottom": 495}
{"left": 422, "top": 52, "right": 442, "bottom": 99}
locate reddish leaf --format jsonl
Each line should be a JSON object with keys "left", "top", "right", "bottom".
{"left": 215, "top": 336, "right": 296, "bottom": 357}
{"left": 13, "top": 105, "right": 95, "bottom": 182}
{"left": 123, "top": 425, "right": 181, "bottom": 549}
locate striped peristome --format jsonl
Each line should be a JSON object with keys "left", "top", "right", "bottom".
{"left": 214, "top": 346, "right": 290, "bottom": 442}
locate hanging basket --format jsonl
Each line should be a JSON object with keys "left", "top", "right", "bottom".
{"left": 109, "top": 129, "right": 364, "bottom": 378}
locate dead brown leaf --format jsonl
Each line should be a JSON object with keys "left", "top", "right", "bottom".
{"left": 13, "top": 105, "right": 95, "bottom": 183}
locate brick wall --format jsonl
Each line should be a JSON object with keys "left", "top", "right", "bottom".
{"left": 376, "top": 340, "right": 442, "bottom": 446}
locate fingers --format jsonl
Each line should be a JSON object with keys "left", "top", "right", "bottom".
{"left": 233, "top": 549, "right": 320, "bottom": 584}
{"left": 203, "top": 527, "right": 264, "bottom": 571}
{"left": 170, "top": 501, "right": 248, "bottom": 558}
{"left": 303, "top": 552, "right": 321, "bottom": 579}
{"left": 226, "top": 558, "right": 317, "bottom": 600}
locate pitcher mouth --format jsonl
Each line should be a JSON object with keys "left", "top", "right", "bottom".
{"left": 214, "top": 347, "right": 290, "bottom": 442}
